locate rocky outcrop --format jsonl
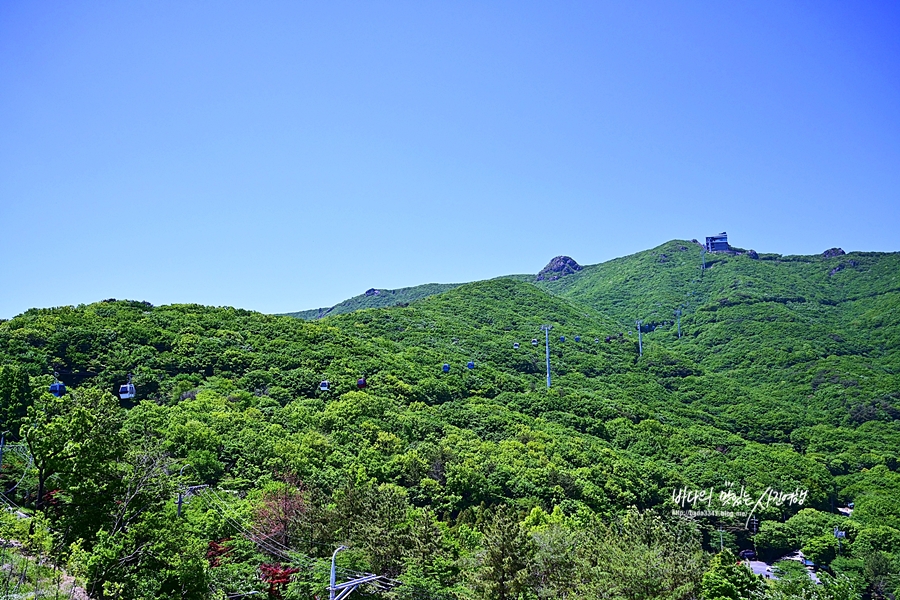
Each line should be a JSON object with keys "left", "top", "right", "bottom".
{"left": 823, "top": 248, "right": 846, "bottom": 258}
{"left": 829, "top": 260, "right": 858, "bottom": 276}
{"left": 536, "top": 256, "right": 583, "bottom": 282}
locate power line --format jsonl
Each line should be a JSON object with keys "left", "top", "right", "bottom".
{"left": 197, "top": 488, "right": 449, "bottom": 600}
{"left": 174, "top": 466, "right": 463, "bottom": 600}
{"left": 199, "top": 490, "right": 293, "bottom": 561}
{"left": 0, "top": 443, "right": 33, "bottom": 495}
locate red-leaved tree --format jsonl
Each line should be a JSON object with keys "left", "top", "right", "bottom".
{"left": 259, "top": 563, "right": 300, "bottom": 599}
{"left": 253, "top": 473, "right": 306, "bottom": 552}
{"left": 206, "top": 538, "right": 232, "bottom": 568}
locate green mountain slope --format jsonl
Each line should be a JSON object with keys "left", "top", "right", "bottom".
{"left": 282, "top": 282, "right": 463, "bottom": 319}
{"left": 0, "top": 245, "right": 899, "bottom": 598}
{"left": 537, "top": 240, "right": 900, "bottom": 330}
{"left": 536, "top": 241, "right": 900, "bottom": 426}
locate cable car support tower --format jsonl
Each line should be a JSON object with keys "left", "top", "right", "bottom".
{"left": 540, "top": 325, "right": 552, "bottom": 388}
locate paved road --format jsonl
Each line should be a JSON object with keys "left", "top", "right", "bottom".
{"left": 744, "top": 560, "right": 820, "bottom": 583}
{"left": 746, "top": 560, "right": 775, "bottom": 579}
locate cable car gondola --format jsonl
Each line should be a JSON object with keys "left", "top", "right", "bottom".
{"left": 442, "top": 364, "right": 450, "bottom": 373}
{"left": 319, "top": 380, "right": 330, "bottom": 392}
{"left": 118, "top": 374, "right": 136, "bottom": 400}
{"left": 559, "top": 336, "right": 566, "bottom": 342}
{"left": 531, "top": 339, "right": 539, "bottom": 346}
{"left": 513, "top": 342, "right": 520, "bottom": 349}
{"left": 49, "top": 381, "right": 66, "bottom": 397}
{"left": 467, "top": 361, "right": 475, "bottom": 369}
{"left": 357, "top": 377, "right": 367, "bottom": 389}
{"left": 574, "top": 336, "right": 581, "bottom": 342}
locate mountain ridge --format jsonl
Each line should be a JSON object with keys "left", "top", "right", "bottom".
{"left": 1, "top": 237, "right": 899, "bottom": 597}
{"left": 284, "top": 238, "right": 899, "bottom": 325}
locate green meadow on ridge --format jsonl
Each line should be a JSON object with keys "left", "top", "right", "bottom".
{"left": 0, "top": 239, "right": 898, "bottom": 599}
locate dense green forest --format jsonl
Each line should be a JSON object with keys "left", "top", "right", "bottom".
{"left": 1, "top": 240, "right": 898, "bottom": 599}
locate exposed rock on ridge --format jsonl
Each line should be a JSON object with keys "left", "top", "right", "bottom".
{"left": 536, "top": 256, "right": 583, "bottom": 282}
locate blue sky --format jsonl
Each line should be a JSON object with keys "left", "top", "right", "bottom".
{"left": 2, "top": 1, "right": 898, "bottom": 318}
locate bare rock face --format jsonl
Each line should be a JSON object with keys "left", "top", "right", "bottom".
{"left": 823, "top": 248, "right": 846, "bottom": 258}
{"left": 536, "top": 256, "right": 583, "bottom": 282}
{"left": 747, "top": 250, "right": 759, "bottom": 259}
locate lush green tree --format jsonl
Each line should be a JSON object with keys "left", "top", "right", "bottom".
{"left": 21, "top": 387, "right": 126, "bottom": 545}
{"left": 862, "top": 551, "right": 897, "bottom": 599}
{"left": 578, "top": 511, "right": 705, "bottom": 600}
{"left": 70, "top": 513, "right": 210, "bottom": 599}
{"left": 852, "top": 525, "right": 900, "bottom": 558}
{"left": 525, "top": 508, "right": 581, "bottom": 599}
{"left": 475, "top": 505, "right": 534, "bottom": 600}
{"left": 754, "top": 521, "right": 792, "bottom": 562}
{"left": 801, "top": 534, "right": 838, "bottom": 566}
{"left": 64, "top": 445, "right": 210, "bottom": 599}
{"left": 767, "top": 570, "right": 860, "bottom": 600}
{"left": 700, "top": 550, "right": 765, "bottom": 600}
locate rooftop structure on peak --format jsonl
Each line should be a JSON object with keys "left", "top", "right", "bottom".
{"left": 705, "top": 232, "right": 729, "bottom": 252}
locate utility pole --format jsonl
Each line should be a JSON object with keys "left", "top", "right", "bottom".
{"left": 177, "top": 464, "right": 191, "bottom": 517}
{"left": 330, "top": 545, "right": 347, "bottom": 600}
{"left": 718, "top": 526, "right": 724, "bottom": 552}
{"left": 0, "top": 431, "right": 8, "bottom": 471}
{"left": 636, "top": 320, "right": 643, "bottom": 356}
{"left": 541, "top": 325, "right": 552, "bottom": 388}
{"left": 675, "top": 308, "right": 682, "bottom": 339}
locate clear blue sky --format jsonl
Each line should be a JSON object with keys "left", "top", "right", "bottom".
{"left": 2, "top": 1, "right": 898, "bottom": 318}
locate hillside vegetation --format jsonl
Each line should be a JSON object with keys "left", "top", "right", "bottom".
{"left": 0, "top": 240, "right": 898, "bottom": 599}
{"left": 282, "top": 283, "right": 463, "bottom": 320}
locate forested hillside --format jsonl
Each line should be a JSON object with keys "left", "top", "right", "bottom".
{"left": 282, "top": 283, "right": 463, "bottom": 320}
{"left": 0, "top": 241, "right": 898, "bottom": 599}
